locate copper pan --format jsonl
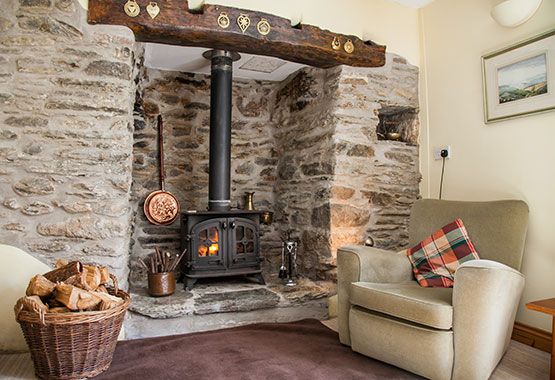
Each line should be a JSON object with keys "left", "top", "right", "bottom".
{"left": 144, "top": 115, "right": 180, "bottom": 225}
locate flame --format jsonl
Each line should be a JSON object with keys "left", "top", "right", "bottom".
{"left": 198, "top": 229, "right": 219, "bottom": 257}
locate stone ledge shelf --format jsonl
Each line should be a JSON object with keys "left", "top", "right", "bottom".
{"left": 129, "top": 278, "right": 335, "bottom": 319}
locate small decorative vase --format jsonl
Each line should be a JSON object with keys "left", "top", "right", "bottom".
{"left": 148, "top": 271, "right": 176, "bottom": 297}
{"left": 244, "top": 191, "right": 255, "bottom": 210}
{"left": 260, "top": 210, "right": 273, "bottom": 225}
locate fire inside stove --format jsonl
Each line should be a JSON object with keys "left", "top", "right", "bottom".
{"left": 198, "top": 227, "right": 219, "bottom": 257}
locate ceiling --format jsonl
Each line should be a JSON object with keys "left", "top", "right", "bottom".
{"left": 385, "top": 0, "right": 435, "bottom": 8}
{"left": 144, "top": 44, "right": 306, "bottom": 82}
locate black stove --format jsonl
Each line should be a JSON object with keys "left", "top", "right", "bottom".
{"left": 180, "top": 50, "right": 265, "bottom": 290}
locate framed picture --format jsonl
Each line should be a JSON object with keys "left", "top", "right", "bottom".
{"left": 482, "top": 29, "right": 555, "bottom": 123}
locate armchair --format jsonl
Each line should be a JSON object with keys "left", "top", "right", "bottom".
{"left": 337, "top": 199, "right": 529, "bottom": 380}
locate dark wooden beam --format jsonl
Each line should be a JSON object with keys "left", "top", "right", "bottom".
{"left": 87, "top": 0, "right": 386, "bottom": 69}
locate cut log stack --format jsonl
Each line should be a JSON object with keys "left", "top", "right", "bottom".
{"left": 15, "top": 260, "right": 124, "bottom": 319}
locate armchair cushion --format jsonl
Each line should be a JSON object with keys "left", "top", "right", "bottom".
{"left": 350, "top": 281, "right": 453, "bottom": 330}
{"left": 407, "top": 218, "right": 480, "bottom": 287}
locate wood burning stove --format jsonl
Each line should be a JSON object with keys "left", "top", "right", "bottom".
{"left": 181, "top": 210, "right": 264, "bottom": 290}
{"left": 181, "top": 49, "right": 265, "bottom": 289}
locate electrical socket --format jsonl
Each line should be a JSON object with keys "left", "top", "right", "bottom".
{"left": 434, "top": 145, "right": 451, "bottom": 160}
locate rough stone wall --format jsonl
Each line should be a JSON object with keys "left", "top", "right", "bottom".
{"left": 273, "top": 56, "right": 421, "bottom": 280}
{"left": 129, "top": 68, "right": 281, "bottom": 287}
{"left": 329, "top": 57, "right": 421, "bottom": 279}
{"left": 0, "top": 0, "right": 420, "bottom": 289}
{"left": 272, "top": 67, "right": 342, "bottom": 278}
{"left": 128, "top": 56, "right": 420, "bottom": 284}
{"left": 0, "top": 0, "right": 136, "bottom": 285}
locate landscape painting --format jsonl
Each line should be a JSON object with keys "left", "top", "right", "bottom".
{"left": 497, "top": 53, "right": 548, "bottom": 104}
{"left": 483, "top": 29, "right": 555, "bottom": 123}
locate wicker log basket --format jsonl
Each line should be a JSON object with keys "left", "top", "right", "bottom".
{"left": 15, "top": 281, "right": 130, "bottom": 380}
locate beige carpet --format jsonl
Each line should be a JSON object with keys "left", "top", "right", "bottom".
{"left": 0, "top": 319, "right": 550, "bottom": 379}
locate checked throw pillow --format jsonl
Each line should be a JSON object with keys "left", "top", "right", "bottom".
{"left": 406, "top": 219, "right": 480, "bottom": 287}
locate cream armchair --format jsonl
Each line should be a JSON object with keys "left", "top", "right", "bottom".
{"left": 338, "top": 199, "right": 529, "bottom": 380}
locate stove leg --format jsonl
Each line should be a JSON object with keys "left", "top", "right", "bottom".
{"left": 249, "top": 273, "right": 265, "bottom": 285}
{"left": 185, "top": 277, "right": 197, "bottom": 290}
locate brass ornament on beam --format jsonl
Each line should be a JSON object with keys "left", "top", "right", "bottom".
{"left": 146, "top": 2, "right": 160, "bottom": 19}
{"left": 124, "top": 0, "right": 140, "bottom": 17}
{"left": 331, "top": 36, "right": 341, "bottom": 50}
{"left": 257, "top": 18, "right": 271, "bottom": 36}
{"left": 237, "top": 13, "right": 251, "bottom": 33}
{"left": 344, "top": 39, "right": 354, "bottom": 54}
{"left": 217, "top": 12, "right": 230, "bottom": 29}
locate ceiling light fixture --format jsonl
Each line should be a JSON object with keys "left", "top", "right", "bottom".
{"left": 491, "top": 0, "right": 543, "bottom": 28}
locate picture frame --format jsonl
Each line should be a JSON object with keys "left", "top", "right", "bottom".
{"left": 482, "top": 29, "right": 555, "bottom": 123}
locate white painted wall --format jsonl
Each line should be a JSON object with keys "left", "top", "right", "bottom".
{"left": 419, "top": 0, "right": 555, "bottom": 330}
{"left": 0, "top": 245, "right": 50, "bottom": 352}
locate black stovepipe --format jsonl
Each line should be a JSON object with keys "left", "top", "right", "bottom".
{"left": 203, "top": 50, "right": 240, "bottom": 212}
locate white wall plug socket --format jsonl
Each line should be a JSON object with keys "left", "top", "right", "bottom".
{"left": 434, "top": 145, "right": 451, "bottom": 160}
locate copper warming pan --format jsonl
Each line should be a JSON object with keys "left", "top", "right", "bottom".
{"left": 144, "top": 115, "right": 180, "bottom": 225}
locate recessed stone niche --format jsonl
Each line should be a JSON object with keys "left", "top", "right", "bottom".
{"left": 377, "top": 106, "right": 419, "bottom": 144}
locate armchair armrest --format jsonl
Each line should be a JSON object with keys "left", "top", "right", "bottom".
{"left": 337, "top": 245, "right": 413, "bottom": 345}
{"left": 452, "top": 260, "right": 525, "bottom": 380}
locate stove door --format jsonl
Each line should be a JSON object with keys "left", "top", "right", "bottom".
{"left": 229, "top": 218, "right": 259, "bottom": 269}
{"left": 191, "top": 218, "right": 226, "bottom": 271}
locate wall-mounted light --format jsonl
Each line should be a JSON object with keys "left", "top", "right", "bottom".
{"left": 491, "top": 0, "right": 543, "bottom": 28}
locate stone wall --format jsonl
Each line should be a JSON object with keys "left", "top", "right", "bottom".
{"left": 273, "top": 59, "right": 420, "bottom": 280}
{"left": 272, "top": 67, "right": 341, "bottom": 279}
{"left": 0, "top": 0, "right": 136, "bottom": 285}
{"left": 0, "top": 0, "right": 420, "bottom": 289}
{"left": 129, "top": 56, "right": 420, "bottom": 284}
{"left": 329, "top": 58, "right": 421, "bottom": 274}
{"left": 129, "top": 68, "right": 282, "bottom": 286}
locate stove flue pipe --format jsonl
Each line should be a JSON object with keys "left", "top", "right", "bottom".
{"left": 203, "top": 50, "right": 240, "bottom": 212}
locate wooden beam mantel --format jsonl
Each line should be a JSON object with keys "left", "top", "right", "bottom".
{"left": 87, "top": 1, "right": 386, "bottom": 69}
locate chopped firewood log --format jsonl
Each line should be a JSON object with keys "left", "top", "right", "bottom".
{"left": 55, "top": 259, "right": 69, "bottom": 269}
{"left": 44, "top": 261, "right": 82, "bottom": 283}
{"left": 64, "top": 272, "right": 92, "bottom": 290}
{"left": 99, "top": 266, "right": 110, "bottom": 285}
{"left": 14, "top": 296, "right": 48, "bottom": 323}
{"left": 46, "top": 299, "right": 65, "bottom": 308}
{"left": 96, "top": 284, "right": 109, "bottom": 293}
{"left": 55, "top": 284, "right": 101, "bottom": 311}
{"left": 48, "top": 307, "right": 71, "bottom": 314}
{"left": 25, "top": 275, "right": 56, "bottom": 298}
{"left": 83, "top": 265, "right": 101, "bottom": 290}
{"left": 92, "top": 291, "right": 123, "bottom": 311}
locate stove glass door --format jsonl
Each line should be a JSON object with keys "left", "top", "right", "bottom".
{"left": 230, "top": 218, "right": 258, "bottom": 269}
{"left": 192, "top": 219, "right": 226, "bottom": 270}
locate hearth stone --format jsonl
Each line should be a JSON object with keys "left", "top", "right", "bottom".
{"left": 128, "top": 277, "right": 334, "bottom": 319}
{"left": 124, "top": 298, "right": 328, "bottom": 340}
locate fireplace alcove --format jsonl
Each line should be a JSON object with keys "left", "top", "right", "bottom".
{"left": 107, "top": 1, "right": 421, "bottom": 335}
{"left": 126, "top": 52, "right": 421, "bottom": 336}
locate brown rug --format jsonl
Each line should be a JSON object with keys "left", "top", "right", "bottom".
{"left": 97, "top": 319, "right": 419, "bottom": 380}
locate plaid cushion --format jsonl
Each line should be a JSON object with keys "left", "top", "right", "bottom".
{"left": 406, "top": 219, "right": 480, "bottom": 288}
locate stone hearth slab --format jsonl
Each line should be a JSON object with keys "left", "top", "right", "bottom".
{"left": 129, "top": 277, "right": 335, "bottom": 319}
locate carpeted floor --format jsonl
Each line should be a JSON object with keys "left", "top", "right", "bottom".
{"left": 96, "top": 318, "right": 420, "bottom": 380}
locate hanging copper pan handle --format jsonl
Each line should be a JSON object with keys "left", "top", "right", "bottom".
{"left": 144, "top": 115, "right": 180, "bottom": 225}
{"left": 158, "top": 114, "right": 166, "bottom": 192}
